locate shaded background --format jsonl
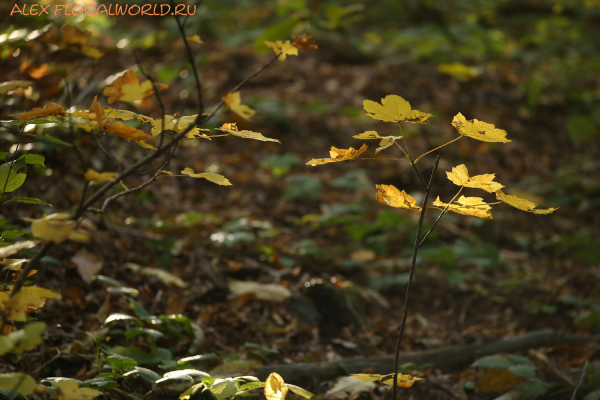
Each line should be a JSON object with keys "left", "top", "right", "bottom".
{"left": 1, "top": 0, "right": 600, "bottom": 398}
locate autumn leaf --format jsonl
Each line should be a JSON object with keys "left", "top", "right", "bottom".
{"left": 363, "top": 95, "right": 432, "bottom": 124}
{"left": 451, "top": 113, "right": 511, "bottom": 143}
{"left": 381, "top": 374, "right": 424, "bottom": 388}
{"left": 265, "top": 373, "right": 288, "bottom": 400}
{"left": 84, "top": 168, "right": 116, "bottom": 182}
{"left": 100, "top": 119, "right": 153, "bottom": 141}
{"left": 0, "top": 373, "right": 37, "bottom": 397}
{"left": 476, "top": 368, "right": 524, "bottom": 393}
{"left": 52, "top": 380, "right": 102, "bottom": 400}
{"left": 306, "top": 144, "right": 367, "bottom": 166}
{"left": 0, "top": 286, "right": 60, "bottom": 322}
{"left": 104, "top": 107, "right": 153, "bottom": 124}
{"left": 14, "top": 102, "right": 63, "bottom": 121}
{"left": 187, "top": 34, "right": 203, "bottom": 43}
{"left": 62, "top": 24, "right": 90, "bottom": 46}
{"left": 90, "top": 96, "right": 105, "bottom": 122}
{"left": 432, "top": 196, "right": 493, "bottom": 219}
{"left": 150, "top": 114, "right": 208, "bottom": 138}
{"left": 103, "top": 68, "right": 167, "bottom": 104}
{"left": 291, "top": 33, "right": 318, "bottom": 50}
{"left": 0, "top": 241, "right": 37, "bottom": 259}
{"left": 496, "top": 190, "right": 558, "bottom": 214}
{"left": 446, "top": 164, "right": 504, "bottom": 193}
{"left": 375, "top": 184, "right": 422, "bottom": 213}
{"left": 25, "top": 213, "right": 89, "bottom": 244}
{"left": 181, "top": 168, "right": 232, "bottom": 186}
{"left": 79, "top": 46, "right": 104, "bottom": 60}
{"left": 223, "top": 91, "right": 256, "bottom": 121}
{"left": 217, "top": 123, "right": 280, "bottom": 143}
{"left": 264, "top": 40, "right": 299, "bottom": 61}
{"left": 353, "top": 131, "right": 403, "bottom": 153}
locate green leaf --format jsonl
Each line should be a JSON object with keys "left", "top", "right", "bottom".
{"left": 0, "top": 152, "right": 8, "bottom": 160}
{"left": 178, "top": 353, "right": 219, "bottom": 365}
{"left": 107, "top": 287, "right": 139, "bottom": 296}
{"left": 285, "top": 383, "right": 314, "bottom": 399}
{"left": 473, "top": 356, "right": 513, "bottom": 369}
{"left": 94, "top": 275, "right": 122, "bottom": 287}
{"left": 506, "top": 355, "right": 532, "bottom": 365}
{"left": 210, "top": 378, "right": 240, "bottom": 400}
{"left": 132, "top": 367, "right": 162, "bottom": 383}
{"left": 0, "top": 161, "right": 26, "bottom": 194}
{"left": 106, "top": 354, "right": 138, "bottom": 371}
{"left": 35, "top": 134, "right": 73, "bottom": 148}
{"left": 179, "top": 383, "right": 206, "bottom": 400}
{"left": 103, "top": 313, "right": 142, "bottom": 326}
{"left": 156, "top": 369, "right": 210, "bottom": 384}
{"left": 585, "top": 389, "right": 600, "bottom": 400}
{"left": 21, "top": 154, "right": 45, "bottom": 167}
{"left": 239, "top": 381, "right": 264, "bottom": 391}
{"left": 129, "top": 299, "right": 150, "bottom": 319}
{"left": 507, "top": 364, "right": 537, "bottom": 378}
{"left": 0, "top": 373, "right": 36, "bottom": 397}
{"left": 82, "top": 377, "right": 119, "bottom": 389}
{"left": 521, "top": 381, "right": 549, "bottom": 398}
{"left": 10, "top": 197, "right": 51, "bottom": 206}
{"left": 1, "top": 230, "right": 27, "bottom": 240}
{"left": 0, "top": 322, "right": 46, "bottom": 356}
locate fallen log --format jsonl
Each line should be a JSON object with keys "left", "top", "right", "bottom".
{"left": 255, "top": 329, "right": 600, "bottom": 383}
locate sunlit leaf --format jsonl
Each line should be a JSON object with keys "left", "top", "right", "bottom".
{"left": 52, "top": 379, "right": 102, "bottom": 400}
{"left": 381, "top": 374, "right": 424, "bottom": 388}
{"left": 100, "top": 119, "right": 153, "bottom": 141}
{"left": 84, "top": 169, "right": 116, "bottom": 182}
{"left": 103, "top": 68, "right": 167, "bottom": 104}
{"left": 0, "top": 241, "right": 36, "bottom": 258}
{"left": 187, "top": 35, "right": 203, "bottom": 44}
{"left": 14, "top": 102, "right": 63, "bottom": 121}
{"left": 446, "top": 164, "right": 504, "bottom": 193}
{"left": 306, "top": 144, "right": 367, "bottom": 166}
{"left": 432, "top": 196, "right": 493, "bottom": 219}
{"left": 0, "top": 80, "right": 33, "bottom": 95}
{"left": 181, "top": 168, "right": 232, "bottom": 186}
{"left": 0, "top": 373, "right": 36, "bottom": 397}
{"left": 363, "top": 95, "right": 431, "bottom": 124}
{"left": 496, "top": 190, "right": 557, "bottom": 214}
{"left": 263, "top": 40, "right": 298, "bottom": 61}
{"left": 265, "top": 373, "right": 288, "bottom": 400}
{"left": 0, "top": 286, "right": 60, "bottom": 322}
{"left": 26, "top": 213, "right": 89, "bottom": 243}
{"left": 451, "top": 113, "right": 511, "bottom": 143}
{"left": 0, "top": 322, "right": 46, "bottom": 356}
{"left": 218, "top": 123, "right": 280, "bottom": 143}
{"left": 223, "top": 91, "right": 256, "bottom": 121}
{"left": 375, "top": 184, "right": 422, "bottom": 213}
{"left": 211, "top": 378, "right": 240, "bottom": 400}
{"left": 353, "top": 131, "right": 403, "bottom": 153}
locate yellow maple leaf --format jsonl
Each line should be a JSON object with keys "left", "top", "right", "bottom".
{"left": 363, "top": 95, "right": 432, "bottom": 124}
{"left": 104, "top": 107, "right": 153, "bottom": 124}
{"left": 265, "top": 373, "right": 288, "bottom": 400}
{"left": 263, "top": 40, "right": 299, "bottom": 61}
{"left": 150, "top": 114, "right": 207, "bottom": 139}
{"left": 100, "top": 119, "right": 153, "bottom": 141}
{"left": 353, "top": 131, "right": 403, "bottom": 153}
{"left": 89, "top": 96, "right": 105, "bottom": 122}
{"left": 0, "top": 286, "right": 60, "bottom": 322}
{"left": 79, "top": 45, "right": 104, "bottom": 60}
{"left": 432, "top": 196, "right": 493, "bottom": 219}
{"left": 381, "top": 374, "right": 424, "bottom": 388}
{"left": 103, "top": 68, "right": 167, "bottom": 104}
{"left": 15, "top": 102, "right": 63, "bottom": 121}
{"left": 446, "top": 164, "right": 504, "bottom": 193}
{"left": 496, "top": 190, "right": 558, "bottom": 214}
{"left": 376, "top": 184, "right": 422, "bottom": 213}
{"left": 181, "top": 168, "right": 232, "bottom": 186}
{"left": 187, "top": 34, "right": 203, "bottom": 44}
{"left": 223, "top": 91, "right": 256, "bottom": 121}
{"left": 218, "top": 123, "right": 280, "bottom": 143}
{"left": 52, "top": 380, "right": 102, "bottom": 400}
{"left": 84, "top": 169, "right": 116, "bottom": 182}
{"left": 306, "top": 144, "right": 367, "bottom": 166}
{"left": 451, "top": 113, "right": 511, "bottom": 143}
{"left": 291, "top": 33, "right": 318, "bottom": 50}
{"left": 25, "top": 213, "right": 89, "bottom": 244}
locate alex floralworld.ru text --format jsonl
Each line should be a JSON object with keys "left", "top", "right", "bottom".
{"left": 10, "top": 3, "right": 197, "bottom": 16}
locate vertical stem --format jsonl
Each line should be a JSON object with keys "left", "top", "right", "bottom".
{"left": 391, "top": 155, "right": 440, "bottom": 400}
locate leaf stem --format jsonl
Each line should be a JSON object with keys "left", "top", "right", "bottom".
{"left": 414, "top": 135, "right": 463, "bottom": 164}
{"left": 391, "top": 155, "right": 439, "bottom": 400}
{"left": 418, "top": 187, "right": 463, "bottom": 248}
